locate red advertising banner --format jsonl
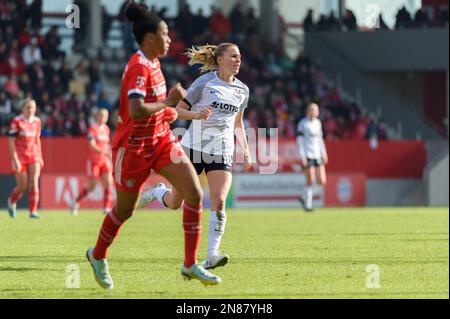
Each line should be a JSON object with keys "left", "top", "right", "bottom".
{"left": 0, "top": 138, "right": 426, "bottom": 178}
{"left": 40, "top": 174, "right": 170, "bottom": 210}
{"left": 324, "top": 174, "right": 366, "bottom": 206}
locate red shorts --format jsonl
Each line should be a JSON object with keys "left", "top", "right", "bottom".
{"left": 112, "top": 134, "right": 185, "bottom": 192}
{"left": 86, "top": 158, "right": 112, "bottom": 179}
{"left": 12, "top": 156, "right": 42, "bottom": 173}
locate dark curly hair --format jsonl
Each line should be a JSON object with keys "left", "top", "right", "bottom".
{"left": 125, "top": 1, "right": 162, "bottom": 44}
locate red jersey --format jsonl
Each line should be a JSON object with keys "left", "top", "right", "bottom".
{"left": 87, "top": 123, "right": 110, "bottom": 162}
{"left": 8, "top": 115, "right": 42, "bottom": 162}
{"left": 112, "top": 50, "right": 170, "bottom": 157}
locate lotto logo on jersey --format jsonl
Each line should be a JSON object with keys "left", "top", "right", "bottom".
{"left": 211, "top": 101, "right": 239, "bottom": 113}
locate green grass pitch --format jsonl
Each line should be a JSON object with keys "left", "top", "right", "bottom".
{"left": 0, "top": 207, "right": 448, "bottom": 299}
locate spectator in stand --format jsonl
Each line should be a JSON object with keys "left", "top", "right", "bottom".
{"left": 58, "top": 61, "right": 73, "bottom": 92}
{"left": 327, "top": 11, "right": 341, "bottom": 31}
{"left": 18, "top": 73, "right": 32, "bottom": 95}
{"left": 245, "top": 7, "right": 259, "bottom": 36}
{"left": 209, "top": 8, "right": 231, "bottom": 40}
{"left": 438, "top": 7, "right": 449, "bottom": 25}
{"left": 414, "top": 8, "right": 429, "bottom": 28}
{"left": 175, "top": 4, "right": 195, "bottom": 45}
{"left": 0, "top": 90, "right": 12, "bottom": 118}
{"left": 376, "top": 13, "right": 389, "bottom": 30}
{"left": 29, "top": 0, "right": 42, "bottom": 30}
{"left": 168, "top": 29, "right": 189, "bottom": 64}
{"left": 45, "top": 26, "right": 64, "bottom": 60}
{"left": 4, "top": 74, "right": 20, "bottom": 98}
{"left": 395, "top": 6, "right": 412, "bottom": 29}
{"left": 192, "top": 8, "right": 209, "bottom": 42}
{"left": 96, "top": 92, "right": 113, "bottom": 113}
{"left": 0, "top": 0, "right": 13, "bottom": 31}
{"left": 73, "top": 0, "right": 89, "bottom": 52}
{"left": 22, "top": 37, "right": 42, "bottom": 66}
{"left": 88, "top": 60, "right": 103, "bottom": 95}
{"left": 102, "top": 5, "right": 113, "bottom": 42}
{"left": 119, "top": 0, "right": 135, "bottom": 54}
{"left": 0, "top": 42, "right": 10, "bottom": 76}
{"left": 343, "top": 9, "right": 357, "bottom": 31}
{"left": 229, "top": 4, "right": 246, "bottom": 42}
{"left": 316, "top": 14, "right": 328, "bottom": 31}
{"left": 303, "top": 9, "right": 315, "bottom": 32}
{"left": 3, "top": 25, "right": 15, "bottom": 48}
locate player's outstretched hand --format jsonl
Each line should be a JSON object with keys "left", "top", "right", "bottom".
{"left": 165, "top": 83, "right": 186, "bottom": 107}
{"left": 163, "top": 107, "right": 178, "bottom": 124}
{"left": 195, "top": 106, "right": 212, "bottom": 120}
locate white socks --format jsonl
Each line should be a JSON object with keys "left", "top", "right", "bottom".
{"left": 153, "top": 186, "right": 171, "bottom": 207}
{"left": 207, "top": 210, "right": 227, "bottom": 258}
{"left": 306, "top": 186, "right": 313, "bottom": 210}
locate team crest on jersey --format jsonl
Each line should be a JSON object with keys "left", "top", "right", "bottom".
{"left": 234, "top": 89, "right": 244, "bottom": 103}
{"left": 136, "top": 76, "right": 146, "bottom": 88}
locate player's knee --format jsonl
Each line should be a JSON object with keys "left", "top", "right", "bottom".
{"left": 18, "top": 185, "right": 27, "bottom": 193}
{"left": 116, "top": 208, "right": 134, "bottom": 220}
{"left": 214, "top": 197, "right": 226, "bottom": 211}
{"left": 167, "top": 195, "right": 182, "bottom": 210}
{"left": 187, "top": 186, "right": 203, "bottom": 206}
{"left": 28, "top": 183, "right": 38, "bottom": 192}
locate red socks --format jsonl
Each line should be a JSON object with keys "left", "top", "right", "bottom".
{"left": 76, "top": 188, "right": 89, "bottom": 202}
{"left": 93, "top": 208, "right": 125, "bottom": 260}
{"left": 28, "top": 189, "right": 39, "bottom": 213}
{"left": 183, "top": 203, "right": 202, "bottom": 268}
{"left": 9, "top": 187, "right": 24, "bottom": 204}
{"left": 92, "top": 202, "right": 201, "bottom": 267}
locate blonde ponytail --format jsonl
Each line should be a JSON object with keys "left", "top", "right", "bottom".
{"left": 186, "top": 43, "right": 237, "bottom": 73}
{"left": 186, "top": 45, "right": 218, "bottom": 73}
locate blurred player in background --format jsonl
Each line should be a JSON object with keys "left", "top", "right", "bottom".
{"left": 139, "top": 43, "right": 252, "bottom": 270}
{"left": 297, "top": 103, "right": 328, "bottom": 212}
{"left": 7, "top": 98, "right": 43, "bottom": 219}
{"left": 70, "top": 108, "right": 113, "bottom": 216}
{"left": 86, "top": 1, "right": 221, "bottom": 290}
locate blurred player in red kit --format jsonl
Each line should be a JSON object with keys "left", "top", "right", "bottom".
{"left": 85, "top": 1, "right": 221, "bottom": 289}
{"left": 7, "top": 98, "right": 43, "bottom": 219}
{"left": 70, "top": 108, "right": 113, "bottom": 216}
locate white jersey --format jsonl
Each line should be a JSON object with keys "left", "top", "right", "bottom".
{"left": 297, "top": 117, "right": 327, "bottom": 159}
{"left": 181, "top": 71, "right": 250, "bottom": 156}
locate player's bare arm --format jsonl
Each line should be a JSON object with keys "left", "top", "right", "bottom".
{"left": 8, "top": 137, "right": 21, "bottom": 172}
{"left": 88, "top": 138, "right": 106, "bottom": 154}
{"left": 175, "top": 100, "right": 212, "bottom": 120}
{"left": 129, "top": 83, "right": 186, "bottom": 119}
{"left": 234, "top": 111, "right": 251, "bottom": 170}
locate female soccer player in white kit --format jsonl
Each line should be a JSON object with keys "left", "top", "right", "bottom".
{"left": 139, "top": 43, "right": 252, "bottom": 269}
{"left": 297, "top": 103, "right": 328, "bottom": 212}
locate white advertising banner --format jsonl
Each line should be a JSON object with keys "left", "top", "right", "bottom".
{"left": 233, "top": 173, "right": 324, "bottom": 208}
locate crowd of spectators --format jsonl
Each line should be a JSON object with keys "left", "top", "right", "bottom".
{"left": 1, "top": 1, "right": 388, "bottom": 141}
{"left": 0, "top": 0, "right": 112, "bottom": 136}
{"left": 160, "top": 4, "right": 386, "bottom": 141}
{"left": 303, "top": 5, "right": 449, "bottom": 32}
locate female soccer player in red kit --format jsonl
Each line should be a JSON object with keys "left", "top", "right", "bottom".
{"left": 7, "top": 98, "right": 43, "bottom": 219}
{"left": 70, "top": 108, "right": 113, "bottom": 216}
{"left": 86, "top": 1, "right": 221, "bottom": 289}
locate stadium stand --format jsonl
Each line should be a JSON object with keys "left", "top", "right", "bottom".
{"left": 0, "top": 1, "right": 387, "bottom": 142}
